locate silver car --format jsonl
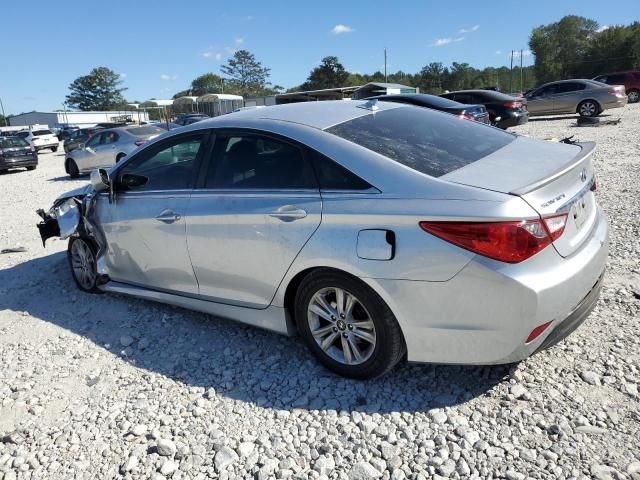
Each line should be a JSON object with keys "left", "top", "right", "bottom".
{"left": 38, "top": 101, "right": 608, "bottom": 379}
{"left": 525, "top": 79, "right": 627, "bottom": 117}
{"left": 64, "top": 125, "right": 165, "bottom": 178}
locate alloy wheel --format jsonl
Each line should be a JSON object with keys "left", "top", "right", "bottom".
{"left": 307, "top": 287, "right": 376, "bottom": 365}
{"left": 628, "top": 90, "right": 639, "bottom": 103}
{"left": 70, "top": 239, "right": 96, "bottom": 290}
{"left": 579, "top": 101, "right": 597, "bottom": 117}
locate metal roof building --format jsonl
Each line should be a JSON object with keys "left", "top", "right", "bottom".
{"left": 7, "top": 110, "right": 149, "bottom": 128}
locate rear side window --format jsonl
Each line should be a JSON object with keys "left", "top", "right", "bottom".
{"left": 312, "top": 152, "right": 372, "bottom": 190}
{"left": 326, "top": 107, "right": 515, "bottom": 178}
{"left": 206, "top": 134, "right": 317, "bottom": 190}
{"left": 607, "top": 74, "right": 626, "bottom": 83}
{"left": 17, "top": 132, "right": 29, "bottom": 138}
{"left": 125, "top": 126, "right": 164, "bottom": 136}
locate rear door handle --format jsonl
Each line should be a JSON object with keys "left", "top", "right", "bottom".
{"left": 155, "top": 210, "right": 181, "bottom": 223}
{"left": 269, "top": 205, "right": 307, "bottom": 221}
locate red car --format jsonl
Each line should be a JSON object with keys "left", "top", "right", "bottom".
{"left": 593, "top": 71, "right": 640, "bottom": 104}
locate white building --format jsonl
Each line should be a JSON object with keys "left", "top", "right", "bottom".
{"left": 7, "top": 110, "right": 149, "bottom": 129}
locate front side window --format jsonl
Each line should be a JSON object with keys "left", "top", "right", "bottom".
{"left": 86, "top": 134, "right": 101, "bottom": 148}
{"left": 206, "top": 134, "right": 317, "bottom": 190}
{"left": 118, "top": 135, "right": 203, "bottom": 191}
{"left": 102, "top": 131, "right": 119, "bottom": 144}
{"left": 556, "top": 82, "right": 586, "bottom": 93}
{"left": 326, "top": 107, "right": 515, "bottom": 178}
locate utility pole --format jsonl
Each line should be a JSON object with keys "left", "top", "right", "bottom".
{"left": 384, "top": 48, "right": 388, "bottom": 82}
{"left": 520, "top": 49, "right": 524, "bottom": 93}
{"left": 0, "top": 96, "right": 6, "bottom": 126}
{"left": 509, "top": 50, "right": 514, "bottom": 94}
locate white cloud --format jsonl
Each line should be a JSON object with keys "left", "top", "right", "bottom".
{"left": 495, "top": 50, "right": 502, "bottom": 55}
{"left": 459, "top": 25, "right": 480, "bottom": 33}
{"left": 235, "top": 37, "right": 244, "bottom": 44}
{"left": 332, "top": 24, "right": 354, "bottom": 34}
{"left": 160, "top": 74, "right": 177, "bottom": 81}
{"left": 431, "top": 37, "right": 464, "bottom": 47}
{"left": 597, "top": 25, "right": 610, "bottom": 32}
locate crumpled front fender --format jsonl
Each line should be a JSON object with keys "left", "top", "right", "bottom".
{"left": 36, "top": 198, "right": 81, "bottom": 246}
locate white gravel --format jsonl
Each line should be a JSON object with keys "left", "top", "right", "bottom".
{"left": 1, "top": 105, "right": 639, "bottom": 479}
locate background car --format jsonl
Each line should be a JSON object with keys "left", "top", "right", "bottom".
{"left": 57, "top": 126, "right": 80, "bottom": 141}
{"left": 593, "top": 71, "right": 640, "bottom": 104}
{"left": 0, "top": 135, "right": 38, "bottom": 172}
{"left": 440, "top": 90, "right": 528, "bottom": 129}
{"left": 365, "top": 93, "right": 491, "bottom": 124}
{"left": 154, "top": 122, "right": 182, "bottom": 130}
{"left": 16, "top": 127, "right": 59, "bottom": 152}
{"left": 174, "top": 113, "right": 209, "bottom": 126}
{"left": 63, "top": 127, "right": 104, "bottom": 153}
{"left": 64, "top": 125, "right": 165, "bottom": 178}
{"left": 42, "top": 101, "right": 607, "bottom": 379}
{"left": 524, "top": 79, "right": 627, "bottom": 117}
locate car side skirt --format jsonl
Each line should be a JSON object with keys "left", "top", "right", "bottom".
{"left": 100, "top": 281, "right": 292, "bottom": 335}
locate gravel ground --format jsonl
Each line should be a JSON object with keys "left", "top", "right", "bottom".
{"left": 1, "top": 105, "right": 639, "bottom": 480}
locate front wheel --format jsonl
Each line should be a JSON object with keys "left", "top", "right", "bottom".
{"left": 68, "top": 237, "right": 100, "bottom": 293}
{"left": 578, "top": 100, "right": 600, "bottom": 117}
{"left": 26, "top": 165, "right": 37, "bottom": 171}
{"left": 66, "top": 159, "right": 80, "bottom": 178}
{"left": 295, "top": 270, "right": 406, "bottom": 379}
{"left": 627, "top": 89, "right": 639, "bottom": 104}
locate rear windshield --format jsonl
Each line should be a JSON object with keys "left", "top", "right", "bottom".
{"left": 0, "top": 137, "right": 29, "bottom": 148}
{"left": 125, "top": 126, "right": 164, "bottom": 137}
{"left": 326, "top": 106, "right": 515, "bottom": 177}
{"left": 32, "top": 130, "right": 52, "bottom": 136}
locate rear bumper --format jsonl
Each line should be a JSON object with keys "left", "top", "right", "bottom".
{"left": 35, "top": 142, "right": 58, "bottom": 149}
{"left": 497, "top": 111, "right": 529, "bottom": 128}
{"left": 600, "top": 96, "right": 627, "bottom": 110}
{"left": 0, "top": 156, "right": 38, "bottom": 169}
{"left": 363, "top": 206, "right": 608, "bottom": 364}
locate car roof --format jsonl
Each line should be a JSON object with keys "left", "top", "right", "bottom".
{"left": 185, "top": 100, "right": 405, "bottom": 131}
{"left": 444, "top": 90, "right": 518, "bottom": 101}
{"left": 367, "top": 93, "right": 464, "bottom": 109}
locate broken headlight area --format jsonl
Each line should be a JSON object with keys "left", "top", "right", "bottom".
{"left": 36, "top": 188, "right": 98, "bottom": 247}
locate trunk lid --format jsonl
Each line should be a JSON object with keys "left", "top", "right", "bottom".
{"left": 441, "top": 136, "right": 597, "bottom": 257}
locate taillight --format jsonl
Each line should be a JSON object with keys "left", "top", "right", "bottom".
{"left": 525, "top": 321, "right": 553, "bottom": 343}
{"left": 419, "top": 214, "right": 568, "bottom": 263}
{"left": 458, "top": 113, "right": 475, "bottom": 121}
{"left": 503, "top": 101, "right": 523, "bottom": 108}
{"left": 590, "top": 176, "right": 597, "bottom": 192}
{"left": 134, "top": 140, "right": 145, "bottom": 146}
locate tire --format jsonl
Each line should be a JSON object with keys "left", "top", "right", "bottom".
{"left": 51, "top": 146, "right": 58, "bottom": 152}
{"left": 578, "top": 100, "right": 600, "bottom": 117}
{"left": 295, "top": 269, "right": 406, "bottom": 379}
{"left": 66, "top": 158, "right": 80, "bottom": 178}
{"left": 115, "top": 153, "right": 126, "bottom": 163}
{"left": 627, "top": 89, "right": 640, "bottom": 104}
{"left": 67, "top": 237, "right": 100, "bottom": 293}
{"left": 26, "top": 165, "right": 37, "bottom": 171}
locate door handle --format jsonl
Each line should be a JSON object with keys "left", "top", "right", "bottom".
{"left": 269, "top": 205, "right": 307, "bottom": 221}
{"left": 155, "top": 210, "right": 181, "bottom": 223}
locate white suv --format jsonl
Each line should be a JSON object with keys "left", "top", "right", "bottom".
{"left": 17, "top": 126, "right": 59, "bottom": 152}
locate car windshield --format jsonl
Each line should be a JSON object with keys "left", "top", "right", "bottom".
{"left": 32, "top": 130, "right": 52, "bottom": 136}
{"left": 326, "top": 106, "right": 516, "bottom": 178}
{"left": 125, "top": 126, "right": 165, "bottom": 137}
{"left": 0, "top": 137, "right": 29, "bottom": 148}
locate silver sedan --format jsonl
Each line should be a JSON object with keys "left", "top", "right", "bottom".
{"left": 64, "top": 125, "right": 165, "bottom": 178}
{"left": 38, "top": 100, "right": 608, "bottom": 378}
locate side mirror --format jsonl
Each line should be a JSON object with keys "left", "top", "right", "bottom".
{"left": 79, "top": 143, "right": 86, "bottom": 150}
{"left": 90, "top": 168, "right": 110, "bottom": 193}
{"left": 120, "top": 173, "right": 148, "bottom": 189}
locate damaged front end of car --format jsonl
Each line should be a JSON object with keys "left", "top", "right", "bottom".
{"left": 36, "top": 169, "right": 111, "bottom": 269}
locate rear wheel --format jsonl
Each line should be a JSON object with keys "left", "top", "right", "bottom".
{"left": 627, "top": 89, "right": 639, "bottom": 104}
{"left": 67, "top": 237, "right": 100, "bottom": 293}
{"left": 115, "top": 153, "right": 126, "bottom": 163}
{"left": 295, "top": 269, "right": 405, "bottom": 379}
{"left": 66, "top": 159, "right": 79, "bottom": 178}
{"left": 578, "top": 100, "right": 600, "bottom": 117}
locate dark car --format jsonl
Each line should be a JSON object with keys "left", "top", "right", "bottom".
{"left": 593, "top": 71, "right": 640, "bottom": 104}
{"left": 440, "top": 90, "right": 528, "bottom": 129}
{"left": 0, "top": 136, "right": 38, "bottom": 172}
{"left": 154, "top": 122, "right": 183, "bottom": 130}
{"left": 57, "top": 126, "right": 80, "bottom": 141}
{"left": 63, "top": 127, "right": 104, "bottom": 153}
{"left": 366, "top": 93, "right": 491, "bottom": 124}
{"left": 174, "top": 113, "right": 209, "bottom": 126}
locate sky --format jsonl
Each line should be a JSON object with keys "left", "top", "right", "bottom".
{"left": 1, "top": 0, "right": 636, "bottom": 115}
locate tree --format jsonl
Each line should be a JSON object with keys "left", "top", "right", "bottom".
{"left": 300, "top": 56, "right": 349, "bottom": 90}
{"left": 0, "top": 114, "right": 7, "bottom": 127}
{"left": 191, "top": 73, "right": 226, "bottom": 96}
{"left": 66, "top": 67, "right": 127, "bottom": 111}
{"left": 220, "top": 50, "right": 271, "bottom": 96}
